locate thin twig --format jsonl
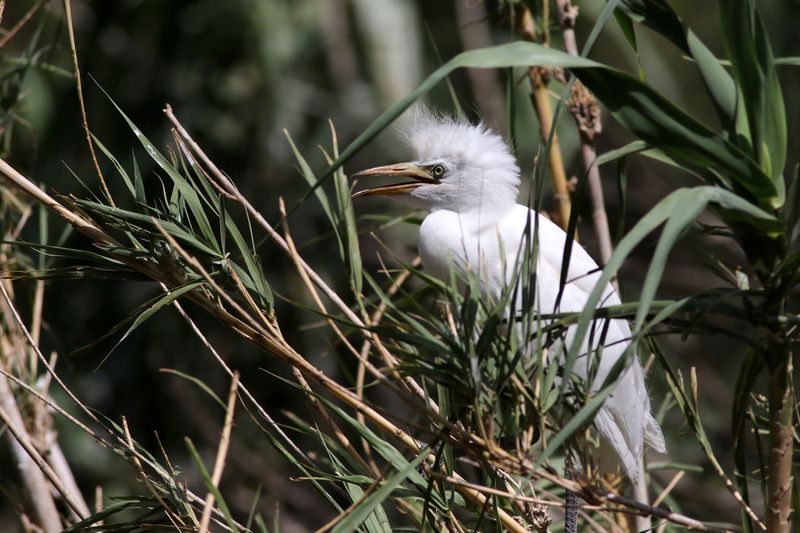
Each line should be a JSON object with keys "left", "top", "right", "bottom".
{"left": 600, "top": 491, "right": 728, "bottom": 532}
{"left": 292, "top": 366, "right": 376, "bottom": 476}
{"left": 0, "top": 398, "right": 87, "bottom": 521}
{"left": 168, "top": 294, "right": 313, "bottom": 464}
{"left": 278, "top": 198, "right": 361, "bottom": 358}
{"left": 63, "top": 0, "right": 114, "bottom": 207}
{"left": 555, "top": 0, "right": 614, "bottom": 275}
{"left": 121, "top": 417, "right": 186, "bottom": 530}
{"left": 0, "top": 0, "right": 44, "bottom": 49}
{"left": 47, "top": 443, "right": 91, "bottom": 520}
{"left": 198, "top": 373, "right": 239, "bottom": 533}
{"left": 0, "top": 278, "right": 103, "bottom": 428}
{"left": 355, "top": 256, "right": 419, "bottom": 467}
{"left": 428, "top": 472, "right": 569, "bottom": 508}
{"left": 94, "top": 485, "right": 103, "bottom": 525}
{"left": 652, "top": 470, "right": 684, "bottom": 507}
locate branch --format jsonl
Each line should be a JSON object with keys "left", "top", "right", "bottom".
{"left": 0, "top": 370, "right": 61, "bottom": 532}
{"left": 555, "top": 0, "right": 614, "bottom": 270}
{"left": 198, "top": 373, "right": 239, "bottom": 533}
{"left": 63, "top": 0, "right": 115, "bottom": 207}
{"left": 520, "top": 7, "right": 573, "bottom": 231}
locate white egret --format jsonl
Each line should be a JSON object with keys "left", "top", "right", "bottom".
{"left": 352, "top": 111, "right": 665, "bottom": 481}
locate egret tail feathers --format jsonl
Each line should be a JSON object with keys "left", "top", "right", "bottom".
{"left": 594, "top": 408, "right": 641, "bottom": 482}
{"left": 645, "top": 413, "right": 667, "bottom": 453}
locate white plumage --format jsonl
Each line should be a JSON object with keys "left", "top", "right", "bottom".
{"left": 354, "top": 111, "right": 665, "bottom": 481}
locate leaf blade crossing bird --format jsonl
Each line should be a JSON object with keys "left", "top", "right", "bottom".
{"left": 351, "top": 111, "right": 665, "bottom": 481}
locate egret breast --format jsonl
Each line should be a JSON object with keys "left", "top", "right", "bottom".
{"left": 419, "top": 210, "right": 507, "bottom": 293}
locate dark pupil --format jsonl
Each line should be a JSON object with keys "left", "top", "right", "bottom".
{"left": 433, "top": 165, "right": 444, "bottom": 176}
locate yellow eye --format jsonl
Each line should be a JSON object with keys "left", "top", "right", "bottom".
{"left": 431, "top": 164, "right": 446, "bottom": 178}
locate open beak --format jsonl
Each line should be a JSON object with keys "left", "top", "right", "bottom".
{"left": 350, "top": 162, "right": 437, "bottom": 198}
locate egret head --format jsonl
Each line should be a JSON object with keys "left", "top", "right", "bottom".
{"left": 352, "top": 111, "right": 520, "bottom": 215}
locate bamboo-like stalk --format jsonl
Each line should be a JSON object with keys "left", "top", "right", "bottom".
{"left": 198, "top": 373, "right": 239, "bottom": 533}
{"left": 766, "top": 350, "right": 793, "bottom": 533}
{"left": 555, "top": 0, "right": 613, "bottom": 269}
{"left": 63, "top": 0, "right": 114, "bottom": 208}
{"left": 520, "top": 7, "right": 573, "bottom": 230}
{"left": 0, "top": 371, "right": 61, "bottom": 532}
{"left": 0, "top": 0, "right": 44, "bottom": 50}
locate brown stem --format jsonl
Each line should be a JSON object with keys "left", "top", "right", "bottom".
{"left": 766, "top": 351, "right": 794, "bottom": 532}
{"left": 520, "top": 8, "right": 572, "bottom": 231}
{"left": 198, "top": 373, "right": 239, "bottom": 533}
{"left": 63, "top": 0, "right": 115, "bottom": 207}
{"left": 0, "top": 1, "right": 44, "bottom": 49}
{"left": 555, "top": 0, "right": 613, "bottom": 272}
{"left": 0, "top": 372, "right": 61, "bottom": 532}
{"left": 531, "top": 76, "right": 572, "bottom": 229}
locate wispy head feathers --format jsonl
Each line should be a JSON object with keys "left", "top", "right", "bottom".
{"left": 398, "top": 107, "right": 521, "bottom": 214}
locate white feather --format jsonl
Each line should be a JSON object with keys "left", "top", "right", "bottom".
{"left": 406, "top": 114, "right": 665, "bottom": 481}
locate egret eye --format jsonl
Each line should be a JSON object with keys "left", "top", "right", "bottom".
{"left": 431, "top": 163, "right": 447, "bottom": 178}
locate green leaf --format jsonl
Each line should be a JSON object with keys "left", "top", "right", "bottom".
{"left": 185, "top": 438, "right": 240, "bottom": 532}
{"left": 619, "top": 0, "right": 687, "bottom": 53}
{"left": 565, "top": 186, "right": 778, "bottom": 379}
{"left": 573, "top": 65, "right": 776, "bottom": 206}
{"left": 536, "top": 376, "right": 619, "bottom": 470}
{"left": 284, "top": 129, "right": 345, "bottom": 258}
{"left": 685, "top": 30, "right": 747, "bottom": 143}
{"left": 326, "top": 123, "right": 363, "bottom": 295}
{"left": 332, "top": 452, "right": 427, "bottom": 533}
{"left": 719, "top": 0, "right": 787, "bottom": 185}
{"left": 99, "top": 280, "right": 204, "bottom": 368}
{"left": 74, "top": 199, "right": 220, "bottom": 257}
{"left": 92, "top": 134, "right": 136, "bottom": 198}
{"left": 613, "top": 9, "right": 637, "bottom": 52}
{"left": 98, "top": 83, "right": 221, "bottom": 253}
{"left": 732, "top": 350, "right": 764, "bottom": 533}
{"left": 318, "top": 41, "right": 779, "bottom": 209}
{"left": 160, "top": 369, "right": 227, "bottom": 409}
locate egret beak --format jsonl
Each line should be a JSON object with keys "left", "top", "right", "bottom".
{"left": 350, "top": 162, "right": 437, "bottom": 198}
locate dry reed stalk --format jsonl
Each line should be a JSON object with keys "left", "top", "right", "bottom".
{"left": 766, "top": 354, "right": 793, "bottom": 533}
{"left": 652, "top": 470, "right": 684, "bottom": 508}
{"left": 198, "top": 373, "right": 239, "bottom": 533}
{"left": 94, "top": 485, "right": 103, "bottom": 525}
{"left": 63, "top": 0, "right": 114, "bottom": 207}
{"left": 0, "top": 369, "right": 61, "bottom": 532}
{"left": 555, "top": 0, "right": 614, "bottom": 277}
{"left": 121, "top": 416, "right": 186, "bottom": 530}
{"left": 0, "top": 0, "right": 44, "bottom": 49}
{"left": 518, "top": 8, "right": 572, "bottom": 230}
{"left": 0, "top": 380, "right": 86, "bottom": 522}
